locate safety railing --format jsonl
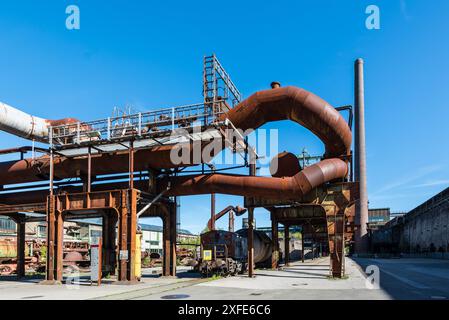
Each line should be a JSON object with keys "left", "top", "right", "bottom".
{"left": 49, "top": 100, "right": 231, "bottom": 147}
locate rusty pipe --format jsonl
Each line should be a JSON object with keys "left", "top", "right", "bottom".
{"left": 0, "top": 86, "right": 351, "bottom": 186}
{"left": 221, "top": 86, "right": 352, "bottom": 157}
{"left": 207, "top": 205, "right": 247, "bottom": 231}
{"left": 159, "top": 158, "right": 348, "bottom": 200}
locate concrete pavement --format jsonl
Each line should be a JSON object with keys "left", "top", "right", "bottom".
{"left": 131, "top": 257, "right": 391, "bottom": 300}
{"left": 0, "top": 266, "right": 199, "bottom": 300}
{"left": 2, "top": 257, "right": 447, "bottom": 300}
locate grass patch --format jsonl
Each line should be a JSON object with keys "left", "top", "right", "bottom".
{"left": 207, "top": 274, "right": 222, "bottom": 281}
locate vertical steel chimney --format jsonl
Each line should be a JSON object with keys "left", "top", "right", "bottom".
{"left": 354, "top": 58, "right": 369, "bottom": 253}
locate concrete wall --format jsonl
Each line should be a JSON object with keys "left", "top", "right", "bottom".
{"left": 371, "top": 187, "right": 449, "bottom": 253}
{"left": 402, "top": 198, "right": 449, "bottom": 252}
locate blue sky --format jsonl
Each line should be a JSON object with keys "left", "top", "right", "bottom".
{"left": 0, "top": 1, "right": 448, "bottom": 233}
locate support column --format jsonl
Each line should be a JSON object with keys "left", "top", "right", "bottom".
{"left": 284, "top": 224, "right": 290, "bottom": 266}
{"left": 162, "top": 212, "right": 171, "bottom": 276}
{"left": 354, "top": 58, "right": 369, "bottom": 253}
{"left": 169, "top": 202, "right": 177, "bottom": 277}
{"left": 129, "top": 141, "right": 134, "bottom": 189}
{"left": 271, "top": 213, "right": 279, "bottom": 269}
{"left": 248, "top": 208, "right": 255, "bottom": 276}
{"left": 301, "top": 230, "right": 305, "bottom": 263}
{"left": 45, "top": 196, "right": 56, "bottom": 281}
{"left": 55, "top": 211, "right": 64, "bottom": 281}
{"left": 210, "top": 193, "right": 216, "bottom": 231}
{"left": 311, "top": 228, "right": 315, "bottom": 260}
{"left": 42, "top": 195, "right": 61, "bottom": 284}
{"left": 118, "top": 190, "right": 128, "bottom": 281}
{"left": 16, "top": 216, "right": 26, "bottom": 279}
{"left": 246, "top": 158, "right": 256, "bottom": 277}
{"left": 102, "top": 212, "right": 118, "bottom": 276}
{"left": 126, "top": 189, "right": 137, "bottom": 282}
{"left": 327, "top": 208, "right": 345, "bottom": 278}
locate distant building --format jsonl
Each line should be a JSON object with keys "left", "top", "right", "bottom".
{"left": 368, "top": 208, "right": 390, "bottom": 224}
{"left": 0, "top": 216, "right": 16, "bottom": 236}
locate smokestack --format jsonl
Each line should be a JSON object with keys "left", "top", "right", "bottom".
{"left": 354, "top": 58, "right": 369, "bottom": 253}
{"left": 270, "top": 81, "right": 281, "bottom": 89}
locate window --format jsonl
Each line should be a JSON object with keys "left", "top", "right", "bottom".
{"left": 37, "top": 225, "right": 47, "bottom": 237}
{"left": 0, "top": 217, "right": 16, "bottom": 233}
{"left": 90, "top": 230, "right": 102, "bottom": 238}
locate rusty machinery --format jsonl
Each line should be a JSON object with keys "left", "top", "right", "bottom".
{"left": 0, "top": 54, "right": 358, "bottom": 282}
{"left": 197, "top": 228, "right": 272, "bottom": 277}
{"left": 0, "top": 238, "right": 90, "bottom": 276}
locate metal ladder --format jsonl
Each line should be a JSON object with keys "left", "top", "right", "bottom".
{"left": 203, "top": 54, "right": 243, "bottom": 121}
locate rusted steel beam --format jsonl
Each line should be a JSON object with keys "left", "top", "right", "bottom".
{"left": 102, "top": 212, "right": 118, "bottom": 277}
{"left": 129, "top": 141, "right": 134, "bottom": 189}
{"left": 326, "top": 206, "right": 345, "bottom": 278}
{"left": 301, "top": 233, "right": 305, "bottom": 263}
{"left": 246, "top": 182, "right": 358, "bottom": 208}
{"left": 126, "top": 189, "right": 137, "bottom": 281}
{"left": 169, "top": 201, "right": 177, "bottom": 277}
{"left": 45, "top": 195, "right": 56, "bottom": 281}
{"left": 0, "top": 203, "right": 46, "bottom": 215}
{"left": 87, "top": 146, "right": 92, "bottom": 193}
{"left": 284, "top": 224, "right": 290, "bottom": 266}
{"left": 162, "top": 214, "right": 171, "bottom": 276}
{"left": 210, "top": 193, "right": 215, "bottom": 231}
{"left": 0, "top": 180, "right": 150, "bottom": 206}
{"left": 118, "top": 190, "right": 128, "bottom": 281}
{"left": 55, "top": 211, "right": 64, "bottom": 281}
{"left": 246, "top": 159, "right": 256, "bottom": 278}
{"left": 16, "top": 216, "right": 26, "bottom": 278}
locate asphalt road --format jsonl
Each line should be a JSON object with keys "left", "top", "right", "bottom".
{"left": 353, "top": 258, "right": 449, "bottom": 300}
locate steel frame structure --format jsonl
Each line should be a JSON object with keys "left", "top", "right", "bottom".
{"left": 0, "top": 54, "right": 359, "bottom": 285}
{"left": 246, "top": 182, "right": 358, "bottom": 277}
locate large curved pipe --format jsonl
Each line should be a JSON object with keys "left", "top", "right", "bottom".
{"left": 222, "top": 86, "right": 352, "bottom": 157}
{"left": 0, "top": 101, "right": 79, "bottom": 142}
{"left": 159, "top": 158, "right": 348, "bottom": 200}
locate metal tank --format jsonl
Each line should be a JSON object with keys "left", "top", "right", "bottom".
{"left": 235, "top": 229, "right": 272, "bottom": 264}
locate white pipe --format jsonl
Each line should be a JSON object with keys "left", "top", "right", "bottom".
{"left": 136, "top": 184, "right": 171, "bottom": 218}
{"left": 0, "top": 102, "right": 49, "bottom": 141}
